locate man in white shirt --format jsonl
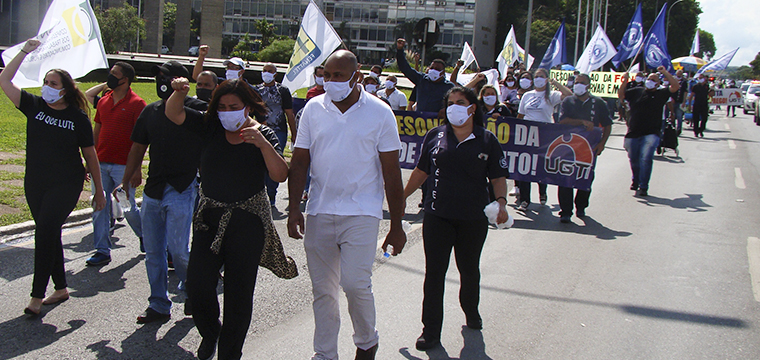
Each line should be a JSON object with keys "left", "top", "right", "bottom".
{"left": 377, "top": 75, "right": 408, "bottom": 111}
{"left": 287, "top": 50, "right": 407, "bottom": 360}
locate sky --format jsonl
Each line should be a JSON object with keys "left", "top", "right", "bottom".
{"left": 697, "top": 0, "right": 759, "bottom": 66}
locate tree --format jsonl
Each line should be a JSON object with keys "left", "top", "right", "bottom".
{"left": 731, "top": 66, "right": 755, "bottom": 80}
{"left": 257, "top": 38, "right": 297, "bottom": 64}
{"left": 230, "top": 33, "right": 259, "bottom": 61}
{"left": 163, "top": 2, "right": 177, "bottom": 49}
{"left": 254, "top": 19, "right": 284, "bottom": 48}
{"left": 94, "top": 2, "right": 145, "bottom": 54}
{"left": 751, "top": 52, "right": 760, "bottom": 77}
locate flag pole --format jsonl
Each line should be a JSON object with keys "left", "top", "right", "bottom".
{"left": 626, "top": 43, "right": 644, "bottom": 73}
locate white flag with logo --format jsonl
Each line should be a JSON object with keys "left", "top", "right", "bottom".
{"left": 282, "top": 0, "right": 342, "bottom": 92}
{"left": 690, "top": 31, "right": 700, "bottom": 56}
{"left": 1, "top": 0, "right": 108, "bottom": 88}
{"left": 697, "top": 47, "right": 739, "bottom": 75}
{"left": 575, "top": 24, "right": 617, "bottom": 74}
{"left": 459, "top": 42, "right": 478, "bottom": 74}
{"left": 496, "top": 26, "right": 535, "bottom": 79}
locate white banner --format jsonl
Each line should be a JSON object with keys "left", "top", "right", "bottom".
{"left": 282, "top": 0, "right": 343, "bottom": 92}
{"left": 575, "top": 24, "right": 617, "bottom": 74}
{"left": 1, "top": 0, "right": 108, "bottom": 88}
{"left": 496, "top": 26, "right": 534, "bottom": 79}
{"left": 712, "top": 88, "right": 743, "bottom": 106}
{"left": 459, "top": 42, "right": 478, "bottom": 74}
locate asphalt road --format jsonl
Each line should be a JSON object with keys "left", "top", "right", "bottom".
{"left": 1, "top": 110, "right": 760, "bottom": 359}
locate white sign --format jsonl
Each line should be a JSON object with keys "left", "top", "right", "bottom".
{"left": 712, "top": 88, "right": 743, "bottom": 106}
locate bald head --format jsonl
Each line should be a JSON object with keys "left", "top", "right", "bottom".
{"left": 324, "top": 50, "right": 359, "bottom": 83}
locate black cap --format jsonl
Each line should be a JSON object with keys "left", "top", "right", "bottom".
{"left": 151, "top": 60, "right": 189, "bottom": 78}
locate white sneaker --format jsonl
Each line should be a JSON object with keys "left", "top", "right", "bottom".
{"left": 517, "top": 201, "right": 529, "bottom": 211}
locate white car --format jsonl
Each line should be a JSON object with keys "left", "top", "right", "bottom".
{"left": 743, "top": 85, "right": 760, "bottom": 114}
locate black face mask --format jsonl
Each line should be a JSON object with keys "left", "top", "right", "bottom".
{"left": 107, "top": 73, "right": 123, "bottom": 90}
{"left": 156, "top": 75, "right": 174, "bottom": 100}
{"left": 196, "top": 88, "right": 213, "bottom": 102}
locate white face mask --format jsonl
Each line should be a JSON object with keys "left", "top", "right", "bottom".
{"left": 519, "top": 78, "right": 532, "bottom": 89}
{"left": 262, "top": 71, "right": 275, "bottom": 84}
{"left": 446, "top": 104, "right": 472, "bottom": 127}
{"left": 635, "top": 76, "right": 645, "bottom": 83}
{"left": 698, "top": 78, "right": 706, "bottom": 83}
{"left": 506, "top": 81, "right": 515, "bottom": 87}
{"left": 41, "top": 85, "right": 64, "bottom": 104}
{"left": 226, "top": 69, "right": 240, "bottom": 80}
{"left": 645, "top": 79, "right": 658, "bottom": 89}
{"left": 324, "top": 71, "right": 356, "bottom": 102}
{"left": 533, "top": 77, "right": 548, "bottom": 89}
{"left": 427, "top": 69, "right": 442, "bottom": 81}
{"left": 483, "top": 95, "right": 497, "bottom": 106}
{"left": 314, "top": 76, "right": 324, "bottom": 86}
{"left": 384, "top": 80, "right": 395, "bottom": 89}
{"left": 365, "top": 84, "right": 378, "bottom": 93}
{"left": 573, "top": 83, "right": 588, "bottom": 96}
{"left": 567, "top": 80, "right": 574, "bottom": 87}
{"left": 369, "top": 72, "right": 379, "bottom": 79}
{"left": 218, "top": 108, "right": 247, "bottom": 132}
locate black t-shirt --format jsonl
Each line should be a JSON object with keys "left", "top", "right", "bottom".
{"left": 131, "top": 97, "right": 208, "bottom": 199}
{"left": 485, "top": 104, "right": 514, "bottom": 119}
{"left": 691, "top": 83, "right": 711, "bottom": 109}
{"left": 182, "top": 108, "right": 282, "bottom": 203}
{"left": 624, "top": 87, "right": 671, "bottom": 138}
{"left": 560, "top": 95, "right": 613, "bottom": 127}
{"left": 416, "top": 124, "right": 510, "bottom": 221}
{"left": 18, "top": 90, "right": 93, "bottom": 185}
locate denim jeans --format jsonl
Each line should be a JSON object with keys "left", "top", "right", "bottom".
{"left": 141, "top": 180, "right": 197, "bottom": 314}
{"left": 90, "top": 163, "right": 142, "bottom": 256}
{"left": 264, "top": 130, "right": 287, "bottom": 205}
{"left": 673, "top": 103, "right": 684, "bottom": 132}
{"left": 624, "top": 134, "right": 660, "bottom": 190}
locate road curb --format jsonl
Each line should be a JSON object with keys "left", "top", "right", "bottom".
{"left": 0, "top": 198, "right": 143, "bottom": 242}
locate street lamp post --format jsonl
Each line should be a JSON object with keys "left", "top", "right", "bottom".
{"left": 666, "top": 0, "right": 686, "bottom": 40}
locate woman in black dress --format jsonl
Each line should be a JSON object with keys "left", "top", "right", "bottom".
{"left": 165, "top": 77, "right": 296, "bottom": 360}
{"left": 0, "top": 39, "right": 106, "bottom": 316}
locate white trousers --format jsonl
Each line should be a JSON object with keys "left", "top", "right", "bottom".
{"left": 305, "top": 214, "right": 380, "bottom": 360}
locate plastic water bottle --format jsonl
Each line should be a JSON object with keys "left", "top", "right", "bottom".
{"left": 115, "top": 188, "right": 130, "bottom": 212}
{"left": 383, "top": 245, "right": 393, "bottom": 258}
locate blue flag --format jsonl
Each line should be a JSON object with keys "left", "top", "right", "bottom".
{"left": 641, "top": 4, "right": 673, "bottom": 72}
{"left": 610, "top": 4, "right": 643, "bottom": 69}
{"left": 539, "top": 21, "right": 566, "bottom": 69}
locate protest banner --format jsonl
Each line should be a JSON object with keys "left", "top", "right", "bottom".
{"left": 550, "top": 69, "right": 625, "bottom": 99}
{"left": 293, "top": 99, "right": 602, "bottom": 191}
{"left": 711, "top": 88, "right": 743, "bottom": 106}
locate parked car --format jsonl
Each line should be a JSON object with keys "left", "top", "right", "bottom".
{"left": 754, "top": 95, "right": 760, "bottom": 125}
{"left": 188, "top": 46, "right": 199, "bottom": 56}
{"left": 161, "top": 45, "right": 171, "bottom": 55}
{"left": 744, "top": 85, "right": 760, "bottom": 114}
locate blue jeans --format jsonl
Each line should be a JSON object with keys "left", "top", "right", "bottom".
{"left": 624, "top": 134, "right": 660, "bottom": 190}
{"left": 141, "top": 180, "right": 196, "bottom": 314}
{"left": 265, "top": 130, "right": 287, "bottom": 205}
{"left": 91, "top": 163, "right": 142, "bottom": 256}
{"left": 673, "top": 103, "right": 684, "bottom": 132}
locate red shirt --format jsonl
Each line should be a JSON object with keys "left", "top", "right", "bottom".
{"left": 306, "top": 86, "right": 325, "bottom": 99}
{"left": 94, "top": 88, "right": 147, "bottom": 164}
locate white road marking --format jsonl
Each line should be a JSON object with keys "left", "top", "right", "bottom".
{"left": 735, "top": 168, "right": 746, "bottom": 189}
{"left": 747, "top": 237, "right": 760, "bottom": 302}
{"left": 728, "top": 139, "right": 737, "bottom": 149}
{"left": 725, "top": 123, "right": 731, "bottom": 130}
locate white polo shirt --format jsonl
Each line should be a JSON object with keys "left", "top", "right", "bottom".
{"left": 294, "top": 87, "right": 401, "bottom": 219}
{"left": 377, "top": 88, "right": 408, "bottom": 111}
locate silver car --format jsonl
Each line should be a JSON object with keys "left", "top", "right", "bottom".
{"left": 744, "top": 85, "right": 760, "bottom": 114}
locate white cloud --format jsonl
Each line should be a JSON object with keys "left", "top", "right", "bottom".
{"left": 698, "top": 0, "right": 759, "bottom": 66}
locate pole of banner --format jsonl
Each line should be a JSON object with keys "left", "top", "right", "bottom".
{"left": 574, "top": 0, "right": 582, "bottom": 64}
{"left": 626, "top": 41, "right": 645, "bottom": 73}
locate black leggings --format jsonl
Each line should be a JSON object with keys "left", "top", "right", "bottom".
{"left": 26, "top": 179, "right": 82, "bottom": 298}
{"left": 421, "top": 212, "right": 488, "bottom": 339}
{"left": 186, "top": 208, "right": 265, "bottom": 360}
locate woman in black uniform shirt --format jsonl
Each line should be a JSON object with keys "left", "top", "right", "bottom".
{"left": 403, "top": 87, "right": 510, "bottom": 350}
{"left": 0, "top": 39, "right": 106, "bottom": 316}
{"left": 165, "top": 77, "right": 296, "bottom": 360}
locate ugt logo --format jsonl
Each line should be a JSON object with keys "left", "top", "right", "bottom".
{"left": 544, "top": 134, "right": 594, "bottom": 180}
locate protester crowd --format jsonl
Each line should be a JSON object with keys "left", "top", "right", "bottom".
{"left": 0, "top": 34, "right": 733, "bottom": 360}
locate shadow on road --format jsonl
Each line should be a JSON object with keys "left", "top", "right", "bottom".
{"left": 383, "top": 262, "right": 750, "bottom": 330}
{"left": 511, "top": 205, "right": 631, "bottom": 241}
{"left": 66, "top": 255, "right": 144, "bottom": 299}
{"left": 0, "top": 245, "right": 34, "bottom": 282}
{"left": 397, "top": 327, "right": 493, "bottom": 360}
{"left": 636, "top": 193, "right": 711, "bottom": 212}
{"left": 85, "top": 317, "right": 196, "bottom": 360}
{"left": 0, "top": 317, "right": 85, "bottom": 359}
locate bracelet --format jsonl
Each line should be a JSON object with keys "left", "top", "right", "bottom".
{"left": 495, "top": 196, "right": 507, "bottom": 203}
{"left": 20, "top": 49, "right": 28, "bottom": 54}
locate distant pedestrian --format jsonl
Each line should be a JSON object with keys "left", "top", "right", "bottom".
{"left": 395, "top": 38, "right": 454, "bottom": 113}
{"left": 689, "top": 73, "right": 714, "bottom": 138}
{"left": 726, "top": 79, "right": 737, "bottom": 117}
{"left": 377, "top": 75, "right": 408, "bottom": 110}
{"left": 0, "top": 39, "right": 106, "bottom": 316}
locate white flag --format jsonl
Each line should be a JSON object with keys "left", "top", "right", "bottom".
{"left": 575, "top": 24, "right": 617, "bottom": 74}
{"left": 1, "top": 0, "right": 108, "bottom": 88}
{"left": 690, "top": 31, "right": 700, "bottom": 56}
{"left": 628, "top": 63, "right": 640, "bottom": 74}
{"left": 496, "top": 26, "right": 535, "bottom": 79}
{"left": 450, "top": 69, "right": 501, "bottom": 98}
{"left": 459, "top": 42, "right": 478, "bottom": 74}
{"left": 282, "top": 0, "right": 342, "bottom": 92}
{"left": 697, "top": 48, "right": 739, "bottom": 75}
